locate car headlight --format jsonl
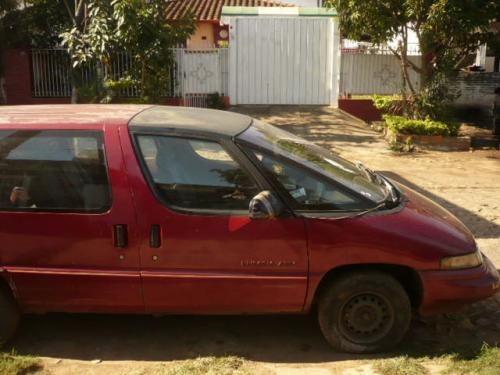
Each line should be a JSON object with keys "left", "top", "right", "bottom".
{"left": 440, "top": 250, "right": 483, "bottom": 270}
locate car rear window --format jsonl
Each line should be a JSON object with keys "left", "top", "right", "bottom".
{"left": 0, "top": 130, "right": 111, "bottom": 212}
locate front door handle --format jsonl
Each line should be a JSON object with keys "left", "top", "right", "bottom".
{"left": 114, "top": 224, "right": 128, "bottom": 248}
{"left": 150, "top": 224, "right": 161, "bottom": 248}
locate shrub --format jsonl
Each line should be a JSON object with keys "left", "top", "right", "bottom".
{"left": 384, "top": 115, "right": 460, "bottom": 136}
{"left": 373, "top": 95, "right": 402, "bottom": 115}
{"left": 207, "top": 92, "right": 226, "bottom": 109}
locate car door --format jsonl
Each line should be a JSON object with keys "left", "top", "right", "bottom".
{"left": 0, "top": 126, "right": 143, "bottom": 313}
{"left": 121, "top": 129, "right": 308, "bottom": 313}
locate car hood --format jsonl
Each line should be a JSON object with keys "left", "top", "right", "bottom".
{"left": 395, "top": 183, "right": 477, "bottom": 256}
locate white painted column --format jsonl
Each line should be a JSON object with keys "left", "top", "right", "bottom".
{"left": 330, "top": 18, "right": 341, "bottom": 107}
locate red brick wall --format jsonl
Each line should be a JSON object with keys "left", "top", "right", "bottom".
{"left": 338, "top": 99, "right": 382, "bottom": 122}
{"left": 2, "top": 48, "right": 70, "bottom": 105}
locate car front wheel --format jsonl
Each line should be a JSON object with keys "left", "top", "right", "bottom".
{"left": 318, "top": 271, "right": 411, "bottom": 353}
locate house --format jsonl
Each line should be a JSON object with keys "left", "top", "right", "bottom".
{"left": 165, "top": 0, "right": 294, "bottom": 49}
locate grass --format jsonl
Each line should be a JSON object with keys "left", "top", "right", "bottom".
{"left": 148, "top": 356, "right": 250, "bottom": 375}
{"left": 373, "top": 356, "right": 429, "bottom": 375}
{"left": 0, "top": 352, "right": 42, "bottom": 375}
{"left": 444, "top": 345, "right": 500, "bottom": 375}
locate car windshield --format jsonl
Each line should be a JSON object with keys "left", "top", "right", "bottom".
{"left": 237, "top": 120, "right": 387, "bottom": 204}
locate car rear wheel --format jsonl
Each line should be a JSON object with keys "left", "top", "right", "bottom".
{"left": 0, "top": 285, "right": 20, "bottom": 346}
{"left": 318, "top": 271, "right": 411, "bottom": 353}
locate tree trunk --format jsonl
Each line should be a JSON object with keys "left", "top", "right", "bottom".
{"left": 419, "top": 52, "right": 434, "bottom": 89}
{"left": 71, "top": 87, "right": 78, "bottom": 104}
{"left": 70, "top": 63, "right": 78, "bottom": 104}
{"left": 0, "top": 77, "right": 6, "bottom": 105}
{"left": 141, "top": 57, "right": 146, "bottom": 100}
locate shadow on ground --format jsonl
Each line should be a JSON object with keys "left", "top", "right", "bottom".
{"left": 11, "top": 313, "right": 354, "bottom": 363}
{"left": 381, "top": 171, "right": 500, "bottom": 239}
{"left": 232, "top": 106, "right": 382, "bottom": 151}
{"left": 9, "top": 297, "right": 500, "bottom": 363}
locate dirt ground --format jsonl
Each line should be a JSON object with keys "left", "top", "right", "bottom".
{"left": 9, "top": 106, "right": 500, "bottom": 374}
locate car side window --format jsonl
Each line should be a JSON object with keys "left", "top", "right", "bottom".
{"left": 250, "top": 149, "right": 368, "bottom": 211}
{"left": 0, "top": 130, "right": 111, "bottom": 212}
{"left": 136, "top": 135, "right": 260, "bottom": 212}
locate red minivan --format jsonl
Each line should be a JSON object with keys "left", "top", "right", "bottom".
{"left": 0, "top": 105, "right": 498, "bottom": 353}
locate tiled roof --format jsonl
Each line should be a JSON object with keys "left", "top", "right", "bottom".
{"left": 166, "top": 0, "right": 294, "bottom": 21}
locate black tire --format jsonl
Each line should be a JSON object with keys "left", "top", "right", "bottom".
{"left": 318, "top": 271, "right": 411, "bottom": 353}
{"left": 0, "top": 285, "right": 20, "bottom": 346}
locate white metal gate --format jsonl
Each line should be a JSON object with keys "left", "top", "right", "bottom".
{"left": 172, "top": 48, "right": 229, "bottom": 107}
{"left": 228, "top": 17, "right": 340, "bottom": 105}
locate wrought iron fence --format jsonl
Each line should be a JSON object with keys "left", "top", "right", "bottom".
{"left": 30, "top": 48, "right": 229, "bottom": 105}
{"left": 341, "top": 40, "right": 421, "bottom": 56}
{"left": 105, "top": 51, "right": 138, "bottom": 97}
{"left": 32, "top": 49, "right": 71, "bottom": 97}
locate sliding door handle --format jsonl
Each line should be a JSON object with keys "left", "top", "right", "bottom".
{"left": 114, "top": 224, "right": 128, "bottom": 248}
{"left": 150, "top": 224, "right": 161, "bottom": 248}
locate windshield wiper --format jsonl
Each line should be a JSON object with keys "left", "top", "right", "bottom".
{"left": 355, "top": 161, "right": 377, "bottom": 183}
{"left": 380, "top": 177, "right": 399, "bottom": 208}
{"left": 356, "top": 162, "right": 399, "bottom": 208}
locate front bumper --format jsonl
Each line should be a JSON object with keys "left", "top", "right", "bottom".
{"left": 418, "top": 255, "right": 500, "bottom": 315}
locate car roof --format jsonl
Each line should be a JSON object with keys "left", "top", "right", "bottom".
{"left": 129, "top": 105, "right": 252, "bottom": 137}
{"left": 0, "top": 105, "right": 253, "bottom": 137}
{"left": 0, "top": 105, "right": 151, "bottom": 127}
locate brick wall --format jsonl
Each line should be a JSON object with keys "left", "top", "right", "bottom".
{"left": 2, "top": 48, "right": 70, "bottom": 105}
{"left": 338, "top": 99, "right": 382, "bottom": 122}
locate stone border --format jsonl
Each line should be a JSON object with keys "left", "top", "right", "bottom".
{"left": 385, "top": 128, "right": 471, "bottom": 151}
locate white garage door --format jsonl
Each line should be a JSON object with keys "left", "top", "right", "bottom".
{"left": 228, "top": 17, "right": 339, "bottom": 105}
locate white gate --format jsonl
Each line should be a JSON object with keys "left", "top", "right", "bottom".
{"left": 227, "top": 16, "right": 340, "bottom": 105}
{"left": 171, "top": 48, "right": 229, "bottom": 107}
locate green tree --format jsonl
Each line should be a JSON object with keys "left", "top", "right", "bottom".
{"left": 58, "top": 0, "right": 195, "bottom": 103}
{"left": 111, "top": 0, "right": 195, "bottom": 102}
{"left": 59, "top": 0, "right": 114, "bottom": 102}
{"left": 2, "top": 1, "right": 195, "bottom": 103}
{"left": 0, "top": 0, "right": 17, "bottom": 103}
{"left": 326, "top": 0, "right": 500, "bottom": 118}
{"left": 2, "top": 1, "right": 70, "bottom": 48}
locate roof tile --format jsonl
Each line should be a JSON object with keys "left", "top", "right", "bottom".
{"left": 166, "top": 0, "right": 294, "bottom": 21}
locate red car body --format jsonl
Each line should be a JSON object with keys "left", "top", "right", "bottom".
{"left": 0, "top": 105, "right": 498, "bottom": 351}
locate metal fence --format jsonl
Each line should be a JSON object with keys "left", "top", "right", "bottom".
{"left": 341, "top": 40, "right": 421, "bottom": 56}
{"left": 31, "top": 48, "right": 229, "bottom": 105}
{"left": 32, "top": 46, "right": 422, "bottom": 102}
{"left": 32, "top": 49, "right": 71, "bottom": 97}
{"left": 340, "top": 53, "right": 422, "bottom": 95}
{"left": 105, "top": 51, "right": 138, "bottom": 97}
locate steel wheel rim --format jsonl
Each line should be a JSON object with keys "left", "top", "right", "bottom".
{"left": 338, "top": 292, "right": 394, "bottom": 344}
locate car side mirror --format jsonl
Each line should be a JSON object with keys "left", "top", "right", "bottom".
{"left": 249, "top": 190, "right": 283, "bottom": 219}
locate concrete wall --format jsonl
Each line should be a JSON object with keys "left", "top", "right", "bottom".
{"left": 453, "top": 72, "right": 500, "bottom": 108}
{"left": 187, "top": 22, "right": 216, "bottom": 49}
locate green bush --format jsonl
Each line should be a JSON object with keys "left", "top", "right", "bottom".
{"left": 373, "top": 95, "right": 402, "bottom": 114}
{"left": 384, "top": 115, "right": 460, "bottom": 136}
{"left": 207, "top": 92, "right": 226, "bottom": 109}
